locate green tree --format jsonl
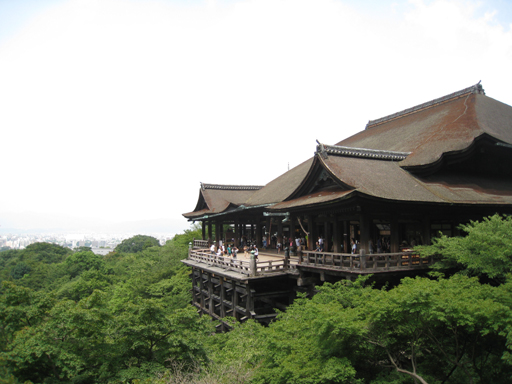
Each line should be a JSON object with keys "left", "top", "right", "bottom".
{"left": 359, "top": 275, "right": 512, "bottom": 383}
{"left": 169, "top": 224, "right": 202, "bottom": 249}
{"left": 21, "top": 242, "right": 71, "bottom": 264}
{"left": 9, "top": 263, "right": 30, "bottom": 280}
{"left": 64, "top": 250, "right": 105, "bottom": 278}
{"left": 115, "top": 235, "right": 161, "bottom": 253}
{"left": 2, "top": 290, "right": 112, "bottom": 383}
{"left": 418, "top": 214, "right": 512, "bottom": 283}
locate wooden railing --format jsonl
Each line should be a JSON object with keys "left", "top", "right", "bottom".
{"left": 193, "top": 239, "right": 209, "bottom": 249}
{"left": 188, "top": 244, "right": 432, "bottom": 276}
{"left": 299, "top": 250, "right": 433, "bottom": 271}
{"left": 188, "top": 248, "right": 293, "bottom": 276}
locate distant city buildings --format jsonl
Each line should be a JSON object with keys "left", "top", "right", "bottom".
{"left": 0, "top": 233, "right": 174, "bottom": 253}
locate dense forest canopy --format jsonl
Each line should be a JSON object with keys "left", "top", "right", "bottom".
{"left": 1, "top": 217, "right": 512, "bottom": 384}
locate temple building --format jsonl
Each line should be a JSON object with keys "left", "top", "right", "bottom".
{"left": 185, "top": 82, "right": 512, "bottom": 253}
{"left": 182, "top": 82, "right": 512, "bottom": 326}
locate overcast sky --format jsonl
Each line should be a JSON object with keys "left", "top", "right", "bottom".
{"left": 1, "top": 0, "right": 512, "bottom": 234}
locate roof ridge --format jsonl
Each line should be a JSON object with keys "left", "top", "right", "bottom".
{"left": 201, "top": 183, "right": 263, "bottom": 191}
{"left": 366, "top": 82, "right": 485, "bottom": 129}
{"left": 316, "top": 141, "right": 410, "bottom": 161}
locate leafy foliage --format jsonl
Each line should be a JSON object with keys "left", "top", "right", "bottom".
{"left": 418, "top": 214, "right": 512, "bottom": 282}
{"left": 115, "top": 235, "right": 161, "bottom": 253}
{"left": 2, "top": 219, "right": 512, "bottom": 383}
{"left": 0, "top": 230, "right": 213, "bottom": 383}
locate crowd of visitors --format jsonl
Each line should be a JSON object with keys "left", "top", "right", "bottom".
{"left": 209, "top": 241, "right": 261, "bottom": 259}
{"left": 207, "top": 234, "right": 401, "bottom": 258}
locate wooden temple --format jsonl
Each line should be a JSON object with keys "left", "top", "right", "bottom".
{"left": 182, "top": 82, "right": 512, "bottom": 328}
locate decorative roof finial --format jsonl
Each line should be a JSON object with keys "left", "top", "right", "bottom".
{"left": 316, "top": 140, "right": 328, "bottom": 159}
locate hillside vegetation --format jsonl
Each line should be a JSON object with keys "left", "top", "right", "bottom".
{"left": 1, "top": 216, "right": 512, "bottom": 384}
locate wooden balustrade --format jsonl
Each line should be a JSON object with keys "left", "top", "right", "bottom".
{"left": 188, "top": 248, "right": 431, "bottom": 276}
{"left": 188, "top": 249, "right": 293, "bottom": 276}
{"left": 299, "top": 250, "right": 432, "bottom": 272}
{"left": 193, "top": 239, "right": 209, "bottom": 249}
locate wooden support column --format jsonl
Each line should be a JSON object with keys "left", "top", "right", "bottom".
{"left": 289, "top": 215, "right": 295, "bottom": 243}
{"left": 390, "top": 216, "right": 400, "bottom": 253}
{"left": 250, "top": 223, "right": 254, "bottom": 242}
{"left": 198, "top": 270, "right": 205, "bottom": 310}
{"left": 220, "top": 278, "right": 226, "bottom": 318}
{"left": 246, "top": 288, "right": 255, "bottom": 319}
{"left": 208, "top": 221, "right": 212, "bottom": 244}
{"left": 423, "top": 215, "right": 431, "bottom": 246}
{"left": 333, "top": 217, "right": 342, "bottom": 253}
{"left": 192, "top": 269, "right": 198, "bottom": 305}
{"left": 232, "top": 281, "right": 239, "bottom": 320}
{"left": 324, "top": 219, "right": 331, "bottom": 252}
{"left": 277, "top": 221, "right": 283, "bottom": 249}
{"left": 265, "top": 217, "right": 271, "bottom": 248}
{"left": 202, "top": 221, "right": 206, "bottom": 241}
{"left": 359, "top": 213, "right": 371, "bottom": 254}
{"left": 207, "top": 273, "right": 213, "bottom": 315}
{"left": 234, "top": 218, "right": 240, "bottom": 247}
{"left": 343, "top": 220, "right": 349, "bottom": 253}
{"left": 307, "top": 215, "right": 315, "bottom": 251}
{"left": 256, "top": 222, "right": 262, "bottom": 247}
{"left": 215, "top": 222, "right": 221, "bottom": 245}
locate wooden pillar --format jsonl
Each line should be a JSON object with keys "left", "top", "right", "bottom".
{"left": 324, "top": 219, "right": 331, "bottom": 252}
{"left": 266, "top": 217, "right": 271, "bottom": 244}
{"left": 423, "top": 215, "right": 431, "bottom": 246}
{"left": 202, "top": 221, "right": 206, "bottom": 240}
{"left": 333, "top": 217, "right": 342, "bottom": 253}
{"left": 246, "top": 288, "right": 255, "bottom": 319}
{"left": 207, "top": 273, "right": 213, "bottom": 315}
{"left": 359, "top": 213, "right": 371, "bottom": 254}
{"left": 250, "top": 223, "right": 254, "bottom": 242}
{"left": 199, "top": 270, "right": 205, "bottom": 309}
{"left": 343, "top": 220, "right": 349, "bottom": 253}
{"left": 232, "top": 281, "right": 239, "bottom": 321}
{"left": 390, "top": 216, "right": 399, "bottom": 253}
{"left": 192, "top": 269, "right": 198, "bottom": 305}
{"left": 256, "top": 222, "right": 262, "bottom": 247}
{"left": 289, "top": 215, "right": 295, "bottom": 244}
{"left": 208, "top": 221, "right": 212, "bottom": 244}
{"left": 234, "top": 218, "right": 240, "bottom": 247}
{"left": 307, "top": 215, "right": 315, "bottom": 251}
{"left": 220, "top": 278, "right": 226, "bottom": 318}
{"left": 215, "top": 222, "right": 222, "bottom": 245}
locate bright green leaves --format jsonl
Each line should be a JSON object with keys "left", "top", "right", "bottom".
{"left": 419, "top": 214, "right": 512, "bottom": 282}
{"left": 0, "top": 235, "right": 212, "bottom": 383}
{"left": 358, "top": 275, "right": 512, "bottom": 383}
{"left": 115, "top": 235, "right": 161, "bottom": 253}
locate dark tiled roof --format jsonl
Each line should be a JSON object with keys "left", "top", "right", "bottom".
{"left": 337, "top": 92, "right": 512, "bottom": 168}
{"left": 269, "top": 190, "right": 353, "bottom": 210}
{"left": 201, "top": 183, "right": 263, "bottom": 191}
{"left": 316, "top": 142, "right": 410, "bottom": 161}
{"left": 183, "top": 183, "right": 263, "bottom": 219}
{"left": 366, "top": 82, "right": 485, "bottom": 129}
{"left": 244, "top": 158, "right": 314, "bottom": 206}
{"left": 185, "top": 82, "right": 512, "bottom": 217}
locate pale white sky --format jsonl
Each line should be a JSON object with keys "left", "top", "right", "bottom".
{"left": 1, "top": 0, "right": 512, "bottom": 233}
